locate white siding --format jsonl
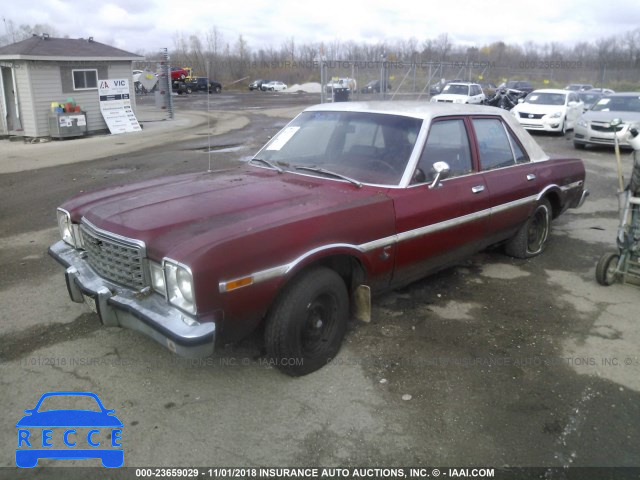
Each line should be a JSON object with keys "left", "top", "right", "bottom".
{"left": 0, "top": 67, "right": 6, "bottom": 135}
{"left": 14, "top": 61, "right": 37, "bottom": 137}
{"left": 24, "top": 60, "right": 134, "bottom": 137}
{"left": 28, "top": 62, "right": 63, "bottom": 137}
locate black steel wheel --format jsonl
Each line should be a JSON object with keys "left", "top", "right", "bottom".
{"left": 265, "top": 267, "right": 349, "bottom": 376}
{"left": 595, "top": 252, "right": 621, "bottom": 286}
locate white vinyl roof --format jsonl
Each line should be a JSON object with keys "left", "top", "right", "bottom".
{"left": 304, "top": 101, "right": 550, "bottom": 162}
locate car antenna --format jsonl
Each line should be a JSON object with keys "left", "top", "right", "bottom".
{"left": 207, "top": 60, "right": 212, "bottom": 173}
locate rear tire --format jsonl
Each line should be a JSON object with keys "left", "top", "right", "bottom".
{"left": 505, "top": 199, "right": 552, "bottom": 258}
{"left": 265, "top": 267, "right": 349, "bottom": 376}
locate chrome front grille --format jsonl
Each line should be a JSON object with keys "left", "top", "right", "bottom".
{"left": 591, "top": 122, "right": 624, "bottom": 133}
{"left": 519, "top": 112, "right": 545, "bottom": 119}
{"left": 80, "top": 221, "right": 146, "bottom": 289}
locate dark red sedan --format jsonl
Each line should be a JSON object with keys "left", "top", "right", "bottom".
{"left": 49, "top": 102, "right": 588, "bottom": 376}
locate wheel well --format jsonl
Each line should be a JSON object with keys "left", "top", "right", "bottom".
{"left": 314, "top": 255, "right": 366, "bottom": 292}
{"left": 543, "top": 191, "right": 562, "bottom": 219}
{"left": 289, "top": 255, "right": 366, "bottom": 293}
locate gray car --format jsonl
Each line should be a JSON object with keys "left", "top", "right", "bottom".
{"left": 573, "top": 92, "right": 640, "bottom": 149}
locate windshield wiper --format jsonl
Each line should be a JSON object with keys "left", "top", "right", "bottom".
{"left": 295, "top": 166, "right": 362, "bottom": 188}
{"left": 250, "top": 157, "right": 284, "bottom": 173}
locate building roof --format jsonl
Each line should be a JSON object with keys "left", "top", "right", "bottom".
{"left": 0, "top": 35, "right": 143, "bottom": 61}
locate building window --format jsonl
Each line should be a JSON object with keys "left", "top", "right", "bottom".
{"left": 72, "top": 69, "right": 98, "bottom": 90}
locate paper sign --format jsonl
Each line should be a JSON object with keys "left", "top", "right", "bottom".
{"left": 266, "top": 126, "right": 300, "bottom": 151}
{"left": 98, "top": 79, "right": 142, "bottom": 134}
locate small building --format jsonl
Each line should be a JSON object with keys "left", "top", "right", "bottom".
{"left": 0, "top": 35, "right": 143, "bottom": 138}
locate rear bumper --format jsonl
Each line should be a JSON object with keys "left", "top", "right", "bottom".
{"left": 569, "top": 188, "right": 590, "bottom": 209}
{"left": 48, "top": 241, "right": 215, "bottom": 358}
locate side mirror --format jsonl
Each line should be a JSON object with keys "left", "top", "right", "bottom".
{"left": 518, "top": 98, "right": 524, "bottom": 104}
{"left": 429, "top": 161, "right": 451, "bottom": 189}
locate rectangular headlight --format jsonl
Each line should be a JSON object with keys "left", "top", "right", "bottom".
{"left": 163, "top": 259, "right": 196, "bottom": 315}
{"left": 57, "top": 208, "right": 78, "bottom": 248}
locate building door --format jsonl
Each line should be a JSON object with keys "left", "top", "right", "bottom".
{"left": 0, "top": 66, "right": 20, "bottom": 134}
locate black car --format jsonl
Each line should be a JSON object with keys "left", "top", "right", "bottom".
{"left": 249, "top": 79, "right": 267, "bottom": 91}
{"left": 360, "top": 80, "right": 391, "bottom": 94}
{"left": 499, "top": 80, "right": 534, "bottom": 94}
{"left": 187, "top": 77, "right": 222, "bottom": 94}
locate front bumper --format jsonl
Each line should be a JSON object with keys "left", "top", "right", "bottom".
{"left": 48, "top": 241, "right": 215, "bottom": 358}
{"left": 574, "top": 128, "right": 630, "bottom": 147}
{"left": 516, "top": 117, "right": 563, "bottom": 132}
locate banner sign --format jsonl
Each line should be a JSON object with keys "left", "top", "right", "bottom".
{"left": 98, "top": 79, "right": 141, "bottom": 135}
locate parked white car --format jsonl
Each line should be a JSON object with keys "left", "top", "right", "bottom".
{"left": 264, "top": 81, "right": 288, "bottom": 92}
{"left": 430, "top": 82, "right": 485, "bottom": 104}
{"left": 511, "top": 89, "right": 584, "bottom": 134}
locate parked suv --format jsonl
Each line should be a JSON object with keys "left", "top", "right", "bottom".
{"left": 565, "top": 84, "right": 594, "bottom": 92}
{"left": 249, "top": 79, "right": 267, "bottom": 91}
{"left": 430, "top": 82, "right": 485, "bottom": 104}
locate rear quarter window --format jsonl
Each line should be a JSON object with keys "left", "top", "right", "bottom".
{"left": 473, "top": 118, "right": 517, "bottom": 171}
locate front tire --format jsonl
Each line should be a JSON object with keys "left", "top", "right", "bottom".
{"left": 265, "top": 267, "right": 349, "bottom": 376}
{"left": 595, "top": 252, "right": 621, "bottom": 286}
{"left": 505, "top": 199, "right": 552, "bottom": 258}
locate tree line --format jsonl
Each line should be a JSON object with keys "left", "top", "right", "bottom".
{"left": 2, "top": 18, "right": 639, "bottom": 89}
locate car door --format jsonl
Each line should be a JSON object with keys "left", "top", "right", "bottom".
{"left": 469, "top": 85, "right": 482, "bottom": 104}
{"left": 389, "top": 117, "right": 492, "bottom": 286}
{"left": 470, "top": 117, "right": 541, "bottom": 243}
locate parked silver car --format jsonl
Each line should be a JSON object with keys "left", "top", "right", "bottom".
{"left": 574, "top": 93, "right": 640, "bottom": 149}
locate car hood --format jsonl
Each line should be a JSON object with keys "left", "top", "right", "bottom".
{"left": 64, "top": 167, "right": 393, "bottom": 261}
{"left": 580, "top": 110, "right": 640, "bottom": 123}
{"left": 433, "top": 94, "right": 468, "bottom": 101}
{"left": 514, "top": 103, "right": 566, "bottom": 114}
{"left": 16, "top": 410, "right": 123, "bottom": 427}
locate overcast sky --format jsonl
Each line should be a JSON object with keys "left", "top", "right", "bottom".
{"left": 3, "top": 0, "right": 640, "bottom": 54}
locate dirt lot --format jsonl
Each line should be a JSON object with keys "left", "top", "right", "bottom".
{"left": 1, "top": 91, "right": 638, "bottom": 476}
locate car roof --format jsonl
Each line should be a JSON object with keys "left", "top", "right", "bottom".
{"left": 530, "top": 89, "right": 570, "bottom": 94}
{"left": 305, "top": 101, "right": 500, "bottom": 119}
{"left": 303, "top": 101, "right": 549, "bottom": 162}
{"left": 604, "top": 92, "right": 640, "bottom": 96}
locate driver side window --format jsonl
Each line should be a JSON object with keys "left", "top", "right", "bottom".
{"left": 413, "top": 119, "right": 472, "bottom": 184}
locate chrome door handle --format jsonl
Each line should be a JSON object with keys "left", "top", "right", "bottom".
{"left": 527, "top": 174, "right": 536, "bottom": 181}
{"left": 471, "top": 185, "right": 485, "bottom": 193}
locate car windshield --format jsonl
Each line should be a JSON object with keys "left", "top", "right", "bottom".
{"left": 591, "top": 96, "right": 640, "bottom": 112}
{"left": 525, "top": 92, "right": 566, "bottom": 106}
{"left": 442, "top": 84, "right": 469, "bottom": 95}
{"left": 37, "top": 394, "right": 102, "bottom": 412}
{"left": 578, "top": 93, "right": 602, "bottom": 104}
{"left": 254, "top": 111, "right": 422, "bottom": 185}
